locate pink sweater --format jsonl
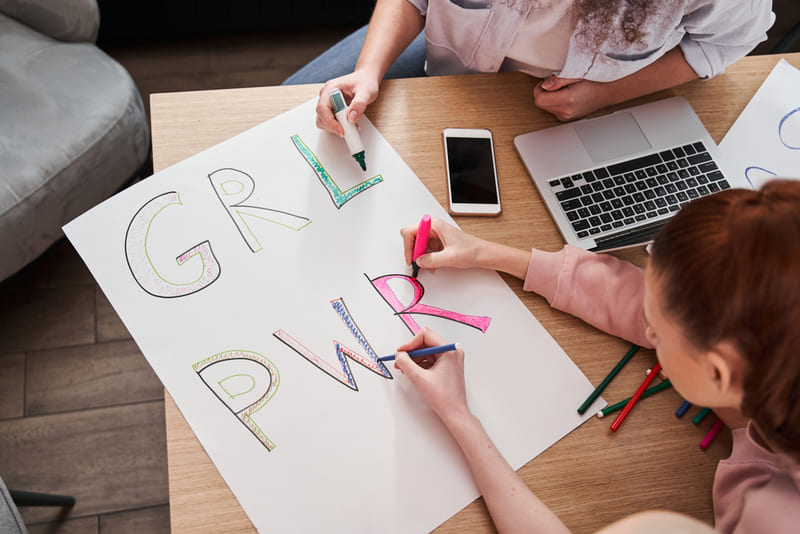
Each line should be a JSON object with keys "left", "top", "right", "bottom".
{"left": 522, "top": 245, "right": 800, "bottom": 533}
{"left": 522, "top": 245, "right": 652, "bottom": 348}
{"left": 714, "top": 425, "right": 800, "bottom": 534}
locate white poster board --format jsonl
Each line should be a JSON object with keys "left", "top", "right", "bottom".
{"left": 719, "top": 58, "right": 800, "bottom": 188}
{"left": 64, "top": 99, "right": 599, "bottom": 533}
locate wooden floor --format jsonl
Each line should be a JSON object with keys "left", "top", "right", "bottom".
{"left": 1, "top": 6, "right": 798, "bottom": 532}
{"left": 0, "top": 26, "right": 355, "bottom": 534}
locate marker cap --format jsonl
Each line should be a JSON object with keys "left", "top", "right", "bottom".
{"left": 329, "top": 89, "right": 347, "bottom": 114}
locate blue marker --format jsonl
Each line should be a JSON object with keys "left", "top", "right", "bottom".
{"left": 378, "top": 343, "right": 461, "bottom": 362}
{"left": 675, "top": 400, "right": 692, "bottom": 418}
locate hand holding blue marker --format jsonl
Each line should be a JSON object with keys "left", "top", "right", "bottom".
{"left": 329, "top": 88, "right": 367, "bottom": 171}
{"left": 378, "top": 343, "right": 461, "bottom": 362}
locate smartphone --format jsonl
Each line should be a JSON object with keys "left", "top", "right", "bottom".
{"left": 443, "top": 128, "right": 502, "bottom": 216}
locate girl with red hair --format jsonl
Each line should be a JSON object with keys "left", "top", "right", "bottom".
{"left": 396, "top": 180, "right": 800, "bottom": 533}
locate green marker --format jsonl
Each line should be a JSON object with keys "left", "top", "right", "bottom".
{"left": 329, "top": 88, "right": 367, "bottom": 171}
{"left": 693, "top": 407, "right": 712, "bottom": 425}
{"left": 596, "top": 379, "right": 673, "bottom": 418}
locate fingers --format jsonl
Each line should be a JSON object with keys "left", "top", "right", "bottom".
{"left": 394, "top": 349, "right": 435, "bottom": 377}
{"left": 533, "top": 86, "right": 578, "bottom": 122}
{"left": 400, "top": 223, "right": 418, "bottom": 266}
{"left": 315, "top": 76, "right": 376, "bottom": 135}
{"left": 396, "top": 327, "right": 446, "bottom": 353}
{"left": 395, "top": 340, "right": 465, "bottom": 390}
{"left": 394, "top": 338, "right": 440, "bottom": 375}
{"left": 346, "top": 92, "right": 370, "bottom": 124}
{"left": 539, "top": 76, "right": 582, "bottom": 92}
{"left": 532, "top": 80, "right": 548, "bottom": 100}
{"left": 400, "top": 217, "right": 449, "bottom": 269}
{"left": 395, "top": 328, "right": 451, "bottom": 372}
{"left": 415, "top": 217, "right": 478, "bottom": 270}
{"left": 394, "top": 350, "right": 415, "bottom": 374}
{"left": 534, "top": 78, "right": 609, "bottom": 122}
{"left": 533, "top": 76, "right": 583, "bottom": 121}
{"left": 316, "top": 84, "right": 343, "bottom": 136}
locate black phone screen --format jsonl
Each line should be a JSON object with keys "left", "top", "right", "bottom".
{"left": 446, "top": 137, "right": 499, "bottom": 204}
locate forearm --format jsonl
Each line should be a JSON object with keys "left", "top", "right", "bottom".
{"left": 473, "top": 240, "right": 532, "bottom": 280}
{"left": 522, "top": 247, "right": 652, "bottom": 347}
{"left": 444, "top": 413, "right": 572, "bottom": 534}
{"left": 600, "top": 46, "right": 698, "bottom": 107}
{"left": 356, "top": 0, "right": 425, "bottom": 81}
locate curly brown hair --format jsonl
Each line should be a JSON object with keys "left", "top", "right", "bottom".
{"left": 571, "top": 0, "right": 668, "bottom": 51}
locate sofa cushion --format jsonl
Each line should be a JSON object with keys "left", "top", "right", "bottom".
{"left": 0, "top": 476, "right": 25, "bottom": 534}
{"left": 0, "top": 13, "right": 149, "bottom": 281}
{"left": 0, "top": 0, "right": 100, "bottom": 42}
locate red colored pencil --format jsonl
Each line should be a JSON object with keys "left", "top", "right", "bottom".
{"left": 700, "top": 418, "right": 725, "bottom": 450}
{"left": 610, "top": 362, "right": 662, "bottom": 432}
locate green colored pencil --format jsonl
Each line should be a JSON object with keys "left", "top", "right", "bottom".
{"left": 596, "top": 379, "right": 673, "bottom": 418}
{"left": 578, "top": 345, "right": 640, "bottom": 415}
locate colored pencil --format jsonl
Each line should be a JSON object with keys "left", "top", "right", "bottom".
{"left": 577, "top": 345, "right": 640, "bottom": 415}
{"left": 378, "top": 343, "right": 460, "bottom": 362}
{"left": 675, "top": 400, "right": 692, "bottom": 418}
{"left": 693, "top": 407, "right": 712, "bottom": 425}
{"left": 610, "top": 361, "right": 661, "bottom": 432}
{"left": 700, "top": 418, "right": 725, "bottom": 450}
{"left": 596, "top": 379, "right": 672, "bottom": 418}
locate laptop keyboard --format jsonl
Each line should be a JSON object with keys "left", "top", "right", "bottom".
{"left": 548, "top": 141, "right": 730, "bottom": 241}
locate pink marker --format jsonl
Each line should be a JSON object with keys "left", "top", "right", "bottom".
{"left": 411, "top": 214, "right": 431, "bottom": 278}
{"left": 699, "top": 418, "right": 725, "bottom": 450}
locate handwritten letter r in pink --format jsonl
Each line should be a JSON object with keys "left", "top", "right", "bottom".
{"left": 368, "top": 274, "right": 491, "bottom": 334}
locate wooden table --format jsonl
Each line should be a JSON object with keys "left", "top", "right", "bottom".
{"left": 152, "top": 52, "right": 800, "bottom": 533}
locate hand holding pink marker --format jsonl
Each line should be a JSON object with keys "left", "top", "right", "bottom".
{"left": 411, "top": 214, "right": 431, "bottom": 278}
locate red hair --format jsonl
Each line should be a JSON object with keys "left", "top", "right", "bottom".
{"left": 649, "top": 180, "right": 800, "bottom": 457}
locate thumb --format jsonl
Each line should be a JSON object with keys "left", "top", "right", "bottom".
{"left": 347, "top": 83, "right": 379, "bottom": 122}
{"left": 415, "top": 251, "right": 448, "bottom": 270}
{"left": 416, "top": 249, "right": 453, "bottom": 269}
{"left": 541, "top": 76, "right": 581, "bottom": 91}
{"left": 347, "top": 95, "right": 370, "bottom": 123}
{"left": 414, "top": 253, "right": 434, "bottom": 269}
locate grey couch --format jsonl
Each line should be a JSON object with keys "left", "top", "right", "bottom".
{"left": 0, "top": 0, "right": 149, "bottom": 281}
{"left": 0, "top": 475, "right": 25, "bottom": 534}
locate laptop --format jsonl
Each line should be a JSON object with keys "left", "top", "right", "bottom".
{"left": 514, "top": 96, "right": 749, "bottom": 252}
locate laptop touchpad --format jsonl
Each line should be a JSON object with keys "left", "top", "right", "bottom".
{"left": 574, "top": 112, "right": 651, "bottom": 163}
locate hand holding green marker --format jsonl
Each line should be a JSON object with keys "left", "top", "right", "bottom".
{"left": 329, "top": 88, "right": 367, "bottom": 171}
